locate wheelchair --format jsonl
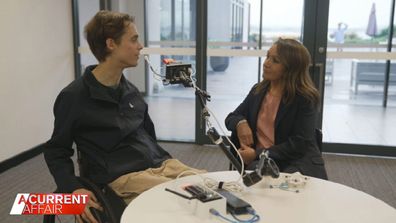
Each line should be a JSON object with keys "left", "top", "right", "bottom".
{"left": 43, "top": 150, "right": 127, "bottom": 223}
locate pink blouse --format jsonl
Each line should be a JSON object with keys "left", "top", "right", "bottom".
{"left": 256, "top": 93, "right": 281, "bottom": 149}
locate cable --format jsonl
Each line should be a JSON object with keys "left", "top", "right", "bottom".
{"left": 187, "top": 74, "right": 246, "bottom": 183}
{"left": 202, "top": 176, "right": 243, "bottom": 193}
{"left": 231, "top": 207, "right": 260, "bottom": 223}
{"left": 144, "top": 57, "right": 246, "bottom": 191}
{"left": 188, "top": 67, "right": 196, "bottom": 77}
{"left": 209, "top": 208, "right": 260, "bottom": 223}
{"left": 174, "top": 170, "right": 243, "bottom": 193}
{"left": 209, "top": 208, "right": 238, "bottom": 223}
{"left": 205, "top": 106, "right": 246, "bottom": 178}
{"left": 144, "top": 55, "right": 165, "bottom": 81}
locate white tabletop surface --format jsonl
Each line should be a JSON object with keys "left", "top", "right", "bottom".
{"left": 121, "top": 171, "right": 396, "bottom": 223}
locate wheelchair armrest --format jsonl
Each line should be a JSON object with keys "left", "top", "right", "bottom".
{"left": 77, "top": 177, "right": 126, "bottom": 223}
{"left": 89, "top": 207, "right": 106, "bottom": 223}
{"left": 43, "top": 178, "right": 126, "bottom": 223}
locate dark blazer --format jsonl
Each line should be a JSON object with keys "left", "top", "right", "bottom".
{"left": 225, "top": 83, "right": 328, "bottom": 179}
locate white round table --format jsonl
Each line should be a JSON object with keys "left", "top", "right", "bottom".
{"left": 121, "top": 171, "right": 396, "bottom": 223}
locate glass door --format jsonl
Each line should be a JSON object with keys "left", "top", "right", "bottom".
{"left": 141, "top": 0, "right": 318, "bottom": 143}
{"left": 73, "top": 0, "right": 396, "bottom": 155}
{"left": 144, "top": 0, "right": 197, "bottom": 141}
{"left": 198, "top": 0, "right": 322, "bottom": 144}
{"left": 76, "top": 0, "right": 101, "bottom": 75}
{"left": 74, "top": 0, "right": 197, "bottom": 141}
{"left": 323, "top": 0, "right": 396, "bottom": 151}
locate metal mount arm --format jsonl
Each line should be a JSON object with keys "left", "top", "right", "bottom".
{"left": 194, "top": 86, "right": 246, "bottom": 177}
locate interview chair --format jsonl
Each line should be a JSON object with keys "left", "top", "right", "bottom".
{"left": 315, "top": 128, "right": 323, "bottom": 152}
{"left": 227, "top": 128, "right": 323, "bottom": 170}
{"left": 43, "top": 150, "right": 127, "bottom": 223}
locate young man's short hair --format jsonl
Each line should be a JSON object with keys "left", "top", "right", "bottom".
{"left": 84, "top": 10, "right": 135, "bottom": 62}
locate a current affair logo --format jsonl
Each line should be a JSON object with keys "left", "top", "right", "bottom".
{"left": 10, "top": 193, "right": 88, "bottom": 215}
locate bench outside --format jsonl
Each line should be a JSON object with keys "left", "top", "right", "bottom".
{"left": 350, "top": 60, "right": 396, "bottom": 93}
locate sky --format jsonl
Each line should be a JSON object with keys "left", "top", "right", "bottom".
{"left": 247, "top": 0, "right": 391, "bottom": 30}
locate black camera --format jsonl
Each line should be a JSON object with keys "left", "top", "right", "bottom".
{"left": 164, "top": 63, "right": 193, "bottom": 87}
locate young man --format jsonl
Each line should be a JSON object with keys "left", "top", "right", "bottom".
{"left": 44, "top": 11, "right": 201, "bottom": 223}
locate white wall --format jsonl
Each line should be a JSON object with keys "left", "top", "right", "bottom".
{"left": 0, "top": 0, "right": 74, "bottom": 162}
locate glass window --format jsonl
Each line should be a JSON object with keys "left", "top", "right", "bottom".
{"left": 323, "top": 0, "right": 396, "bottom": 146}
{"left": 145, "top": 0, "right": 196, "bottom": 141}
{"left": 206, "top": 0, "right": 304, "bottom": 133}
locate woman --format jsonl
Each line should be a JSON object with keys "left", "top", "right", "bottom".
{"left": 225, "top": 38, "right": 327, "bottom": 179}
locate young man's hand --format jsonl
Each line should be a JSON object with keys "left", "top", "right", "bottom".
{"left": 73, "top": 188, "right": 103, "bottom": 223}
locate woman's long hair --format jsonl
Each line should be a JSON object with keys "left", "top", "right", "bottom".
{"left": 255, "top": 38, "right": 320, "bottom": 107}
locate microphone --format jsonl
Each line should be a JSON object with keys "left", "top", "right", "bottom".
{"left": 144, "top": 56, "right": 194, "bottom": 87}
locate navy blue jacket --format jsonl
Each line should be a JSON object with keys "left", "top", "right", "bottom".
{"left": 44, "top": 66, "right": 171, "bottom": 193}
{"left": 225, "top": 83, "right": 327, "bottom": 179}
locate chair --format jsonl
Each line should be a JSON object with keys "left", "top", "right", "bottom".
{"left": 43, "top": 150, "right": 127, "bottom": 223}
{"left": 315, "top": 128, "right": 323, "bottom": 153}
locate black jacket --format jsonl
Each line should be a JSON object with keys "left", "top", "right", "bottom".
{"left": 44, "top": 66, "right": 171, "bottom": 193}
{"left": 225, "top": 83, "right": 327, "bottom": 179}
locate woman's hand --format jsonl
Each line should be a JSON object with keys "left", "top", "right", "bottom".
{"left": 238, "top": 144, "right": 257, "bottom": 165}
{"left": 74, "top": 188, "right": 103, "bottom": 223}
{"left": 236, "top": 121, "right": 254, "bottom": 146}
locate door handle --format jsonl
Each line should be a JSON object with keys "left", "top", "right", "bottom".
{"left": 315, "top": 63, "right": 325, "bottom": 95}
{"left": 309, "top": 63, "right": 325, "bottom": 94}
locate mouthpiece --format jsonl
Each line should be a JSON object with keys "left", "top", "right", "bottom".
{"left": 144, "top": 55, "right": 155, "bottom": 69}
